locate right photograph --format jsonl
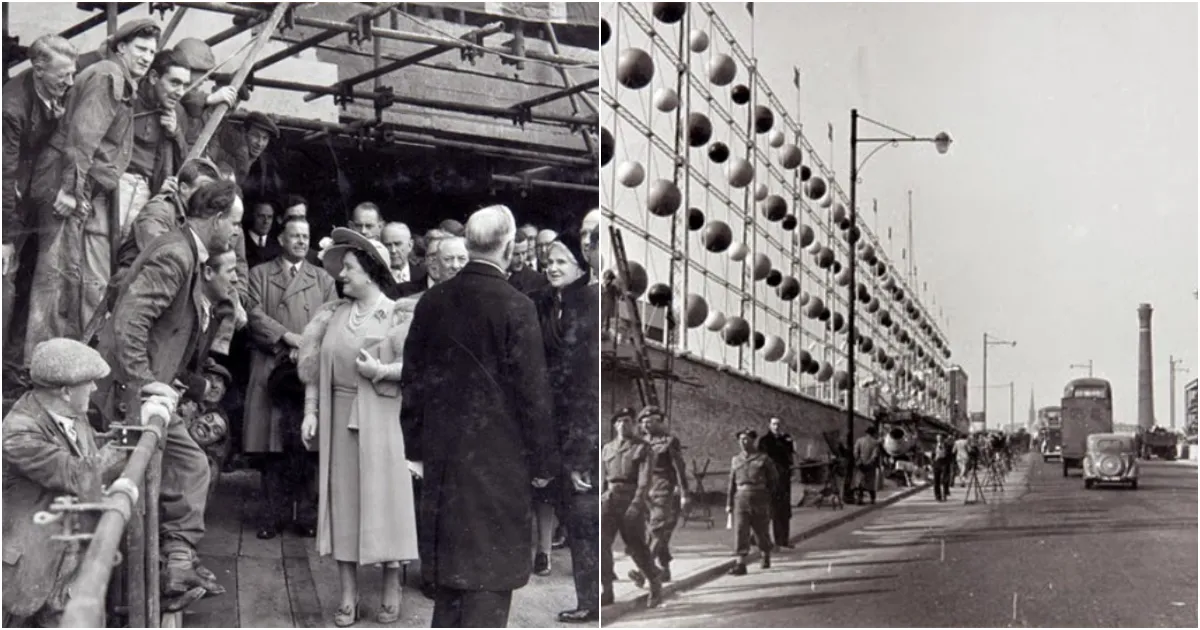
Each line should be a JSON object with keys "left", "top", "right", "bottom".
{"left": 599, "top": 2, "right": 1198, "bottom": 628}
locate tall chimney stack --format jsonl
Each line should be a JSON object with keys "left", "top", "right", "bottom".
{"left": 1137, "top": 303, "right": 1155, "bottom": 430}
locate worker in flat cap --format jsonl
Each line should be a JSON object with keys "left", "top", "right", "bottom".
{"left": 600, "top": 408, "right": 663, "bottom": 609}
{"left": 24, "top": 17, "right": 161, "bottom": 360}
{"left": 206, "top": 110, "right": 280, "bottom": 189}
{"left": 1, "top": 339, "right": 138, "bottom": 626}
{"left": 727, "top": 428, "right": 778, "bottom": 576}
{"left": 628, "top": 404, "right": 689, "bottom": 586}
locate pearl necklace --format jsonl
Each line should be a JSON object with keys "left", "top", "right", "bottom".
{"left": 347, "top": 293, "right": 385, "bottom": 331}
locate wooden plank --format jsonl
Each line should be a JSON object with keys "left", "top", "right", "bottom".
{"left": 283, "top": 556, "right": 324, "bottom": 628}
{"left": 237, "top": 476, "right": 283, "bottom": 561}
{"left": 196, "top": 471, "right": 250, "bottom": 560}
{"left": 236, "top": 556, "right": 295, "bottom": 628}
{"left": 281, "top": 533, "right": 311, "bottom": 560}
{"left": 181, "top": 555, "right": 238, "bottom": 628}
{"left": 305, "top": 546, "right": 341, "bottom": 627}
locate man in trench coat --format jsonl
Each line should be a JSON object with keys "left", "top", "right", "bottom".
{"left": 400, "top": 204, "right": 558, "bottom": 628}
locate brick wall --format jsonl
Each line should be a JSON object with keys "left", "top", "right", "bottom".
{"left": 602, "top": 345, "right": 876, "bottom": 480}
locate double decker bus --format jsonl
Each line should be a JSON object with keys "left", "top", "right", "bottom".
{"left": 1037, "top": 406, "right": 1063, "bottom": 461}
{"left": 1060, "top": 378, "right": 1114, "bottom": 476}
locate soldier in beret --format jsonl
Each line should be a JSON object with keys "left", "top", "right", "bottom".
{"left": 2, "top": 339, "right": 134, "bottom": 625}
{"left": 629, "top": 405, "right": 688, "bottom": 584}
{"left": 600, "top": 408, "right": 662, "bottom": 609}
{"left": 727, "top": 428, "right": 777, "bottom": 576}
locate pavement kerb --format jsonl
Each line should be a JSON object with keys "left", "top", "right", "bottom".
{"left": 602, "top": 481, "right": 932, "bottom": 624}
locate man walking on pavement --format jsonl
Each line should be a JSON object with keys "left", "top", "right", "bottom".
{"left": 728, "top": 429, "right": 777, "bottom": 576}
{"left": 757, "top": 416, "right": 796, "bottom": 548}
{"left": 853, "top": 426, "right": 881, "bottom": 505}
{"left": 600, "top": 408, "right": 663, "bottom": 609}
{"left": 630, "top": 405, "right": 688, "bottom": 584}
{"left": 932, "top": 433, "right": 954, "bottom": 502}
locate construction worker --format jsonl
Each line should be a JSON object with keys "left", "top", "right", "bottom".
{"left": 727, "top": 428, "right": 777, "bottom": 576}
{"left": 601, "top": 408, "right": 662, "bottom": 608}
{"left": 629, "top": 405, "right": 689, "bottom": 584}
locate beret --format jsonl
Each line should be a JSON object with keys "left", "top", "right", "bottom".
{"left": 243, "top": 111, "right": 279, "bottom": 138}
{"left": 610, "top": 407, "right": 636, "bottom": 424}
{"left": 173, "top": 37, "right": 215, "bottom": 72}
{"left": 736, "top": 428, "right": 758, "bottom": 440}
{"left": 108, "top": 18, "right": 161, "bottom": 51}
{"left": 29, "top": 338, "right": 110, "bottom": 387}
{"left": 635, "top": 405, "right": 663, "bottom": 423}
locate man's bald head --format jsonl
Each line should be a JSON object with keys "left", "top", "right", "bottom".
{"left": 465, "top": 204, "right": 516, "bottom": 269}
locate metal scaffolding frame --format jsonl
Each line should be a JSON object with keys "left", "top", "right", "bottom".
{"left": 2, "top": 1, "right": 600, "bottom": 185}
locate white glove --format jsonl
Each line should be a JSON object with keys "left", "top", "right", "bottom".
{"left": 407, "top": 461, "right": 424, "bottom": 479}
{"left": 140, "top": 396, "right": 177, "bottom": 426}
{"left": 106, "top": 477, "right": 140, "bottom": 505}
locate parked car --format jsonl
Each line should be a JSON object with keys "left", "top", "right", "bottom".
{"left": 1082, "top": 433, "right": 1138, "bottom": 490}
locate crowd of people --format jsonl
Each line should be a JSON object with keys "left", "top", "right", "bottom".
{"left": 2, "top": 22, "right": 601, "bottom": 629}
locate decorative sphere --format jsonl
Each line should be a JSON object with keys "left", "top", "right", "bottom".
{"left": 752, "top": 331, "right": 766, "bottom": 350}
{"left": 753, "top": 105, "right": 774, "bottom": 134}
{"left": 833, "top": 370, "right": 850, "bottom": 391}
{"left": 726, "top": 157, "right": 754, "bottom": 188}
{"left": 616, "top": 160, "right": 645, "bottom": 187}
{"left": 601, "top": 19, "right": 610, "bottom": 45}
{"left": 867, "top": 297, "right": 880, "bottom": 313}
{"left": 835, "top": 267, "right": 852, "bottom": 287}
{"left": 806, "top": 176, "right": 827, "bottom": 200}
{"left": 885, "top": 357, "right": 896, "bottom": 371}
{"left": 860, "top": 244, "right": 875, "bottom": 260}
{"left": 617, "top": 48, "right": 655, "bottom": 90}
{"left": 805, "top": 358, "right": 820, "bottom": 375}
{"left": 876, "top": 348, "right": 887, "bottom": 363}
{"left": 799, "top": 224, "right": 815, "bottom": 248}
{"left": 731, "top": 84, "right": 751, "bottom": 105}
{"left": 820, "top": 194, "right": 833, "bottom": 209}
{"left": 653, "top": 87, "right": 679, "bottom": 112}
{"left": 845, "top": 226, "right": 861, "bottom": 245}
{"left": 647, "top": 283, "right": 672, "bottom": 307}
{"left": 754, "top": 184, "right": 769, "bottom": 202}
{"left": 819, "top": 306, "right": 831, "bottom": 321}
{"left": 652, "top": 3, "right": 687, "bottom": 24}
{"left": 612, "top": 260, "right": 648, "bottom": 298}
{"left": 768, "top": 130, "right": 786, "bottom": 148}
{"left": 646, "top": 179, "right": 682, "bottom": 217}
{"left": 806, "top": 297, "right": 824, "bottom": 318}
{"left": 816, "top": 361, "right": 833, "bottom": 382}
{"left": 798, "top": 349, "right": 813, "bottom": 368}
{"left": 815, "top": 247, "right": 834, "bottom": 269}
{"left": 777, "top": 276, "right": 800, "bottom": 300}
{"left": 689, "top": 29, "right": 710, "bottom": 53}
{"left": 831, "top": 260, "right": 842, "bottom": 274}
{"left": 781, "top": 214, "right": 797, "bottom": 230}
{"left": 831, "top": 311, "right": 845, "bottom": 332}
{"left": 832, "top": 203, "right": 847, "bottom": 224}
{"left": 799, "top": 291, "right": 810, "bottom": 306}
{"left": 880, "top": 311, "right": 892, "bottom": 327}
{"left": 701, "top": 221, "right": 733, "bottom": 252}
{"left": 708, "top": 141, "right": 730, "bottom": 163}
{"left": 722, "top": 316, "right": 750, "bottom": 345}
{"left": 861, "top": 337, "right": 874, "bottom": 353}
{"left": 687, "top": 207, "right": 705, "bottom": 231}
{"left": 800, "top": 164, "right": 812, "bottom": 181}
{"left": 600, "top": 127, "right": 614, "bottom": 167}
{"left": 766, "top": 269, "right": 783, "bottom": 287}
{"left": 836, "top": 218, "right": 851, "bottom": 231}
{"left": 687, "top": 112, "right": 713, "bottom": 147}
{"left": 762, "top": 195, "right": 787, "bottom": 222}
{"left": 704, "top": 309, "right": 726, "bottom": 331}
{"left": 684, "top": 293, "right": 708, "bottom": 328}
{"left": 751, "top": 253, "right": 771, "bottom": 280}
{"left": 708, "top": 53, "right": 737, "bottom": 86}
{"left": 778, "top": 144, "right": 802, "bottom": 169}
{"left": 763, "top": 335, "right": 785, "bottom": 361}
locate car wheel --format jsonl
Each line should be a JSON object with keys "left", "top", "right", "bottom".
{"left": 1084, "top": 479, "right": 1094, "bottom": 489}
{"left": 1130, "top": 480, "right": 1138, "bottom": 490}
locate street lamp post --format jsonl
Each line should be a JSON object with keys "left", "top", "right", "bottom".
{"left": 982, "top": 333, "right": 1016, "bottom": 429}
{"left": 843, "top": 109, "right": 952, "bottom": 500}
{"left": 1070, "top": 360, "right": 1094, "bottom": 377}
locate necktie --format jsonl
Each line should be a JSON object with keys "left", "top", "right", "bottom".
{"left": 291, "top": 265, "right": 298, "bottom": 279}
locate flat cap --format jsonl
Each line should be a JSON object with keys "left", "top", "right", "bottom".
{"left": 243, "top": 111, "right": 279, "bottom": 138}
{"left": 636, "top": 405, "right": 664, "bottom": 423}
{"left": 29, "top": 338, "right": 110, "bottom": 387}
{"left": 108, "top": 18, "right": 161, "bottom": 51}
{"left": 172, "top": 37, "right": 215, "bottom": 72}
{"left": 203, "top": 362, "right": 232, "bottom": 384}
{"left": 736, "top": 428, "right": 758, "bottom": 440}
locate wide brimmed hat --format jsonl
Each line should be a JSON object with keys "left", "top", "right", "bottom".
{"left": 321, "top": 227, "right": 390, "bottom": 278}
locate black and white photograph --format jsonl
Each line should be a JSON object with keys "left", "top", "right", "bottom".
{"left": 600, "top": 2, "right": 1196, "bottom": 627}
{"left": 1, "top": 2, "right": 600, "bottom": 627}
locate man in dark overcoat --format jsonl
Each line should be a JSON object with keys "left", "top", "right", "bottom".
{"left": 400, "top": 204, "right": 558, "bottom": 628}
{"left": 92, "top": 180, "right": 243, "bottom": 601}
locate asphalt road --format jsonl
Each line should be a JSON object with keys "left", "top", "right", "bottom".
{"left": 605, "top": 457, "right": 1198, "bottom": 628}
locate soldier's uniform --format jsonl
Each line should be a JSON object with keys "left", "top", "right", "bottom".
{"left": 728, "top": 430, "right": 778, "bottom": 574}
{"left": 643, "top": 428, "right": 686, "bottom": 580}
{"left": 757, "top": 429, "right": 795, "bottom": 547}
{"left": 601, "top": 423, "right": 662, "bottom": 607}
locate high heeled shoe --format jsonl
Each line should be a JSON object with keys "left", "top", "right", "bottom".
{"left": 376, "top": 601, "right": 401, "bottom": 624}
{"left": 333, "top": 599, "right": 363, "bottom": 627}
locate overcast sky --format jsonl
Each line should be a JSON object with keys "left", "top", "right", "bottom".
{"left": 605, "top": 2, "right": 1197, "bottom": 428}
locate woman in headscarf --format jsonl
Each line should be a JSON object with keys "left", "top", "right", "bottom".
{"left": 531, "top": 228, "right": 600, "bottom": 622}
{"left": 297, "top": 228, "right": 418, "bottom": 626}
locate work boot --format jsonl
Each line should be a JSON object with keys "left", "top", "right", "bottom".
{"left": 161, "top": 542, "right": 208, "bottom": 597}
{"left": 628, "top": 568, "right": 646, "bottom": 589}
{"left": 761, "top": 553, "right": 771, "bottom": 570}
{"left": 601, "top": 590, "right": 614, "bottom": 606}
{"left": 659, "top": 563, "right": 671, "bottom": 583}
{"left": 728, "top": 560, "right": 747, "bottom": 576}
{"left": 646, "top": 573, "right": 663, "bottom": 608}
{"left": 193, "top": 557, "right": 226, "bottom": 595}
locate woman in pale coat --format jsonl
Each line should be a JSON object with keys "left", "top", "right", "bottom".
{"left": 297, "top": 227, "right": 418, "bottom": 626}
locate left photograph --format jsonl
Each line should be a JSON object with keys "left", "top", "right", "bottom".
{"left": 0, "top": 2, "right": 600, "bottom": 628}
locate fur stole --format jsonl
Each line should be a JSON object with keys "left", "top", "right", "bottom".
{"left": 296, "top": 296, "right": 419, "bottom": 385}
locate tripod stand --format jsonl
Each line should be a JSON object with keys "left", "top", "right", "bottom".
{"left": 963, "top": 461, "right": 987, "bottom": 505}
{"left": 983, "top": 455, "right": 1006, "bottom": 493}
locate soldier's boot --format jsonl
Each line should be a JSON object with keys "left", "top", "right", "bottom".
{"left": 659, "top": 562, "right": 671, "bottom": 583}
{"left": 600, "top": 590, "right": 614, "bottom": 607}
{"left": 193, "top": 557, "right": 227, "bottom": 595}
{"left": 628, "top": 568, "right": 646, "bottom": 589}
{"left": 162, "top": 540, "right": 223, "bottom": 598}
{"left": 760, "top": 552, "right": 771, "bottom": 569}
{"left": 728, "top": 560, "right": 747, "bottom": 576}
{"left": 646, "top": 573, "right": 663, "bottom": 608}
